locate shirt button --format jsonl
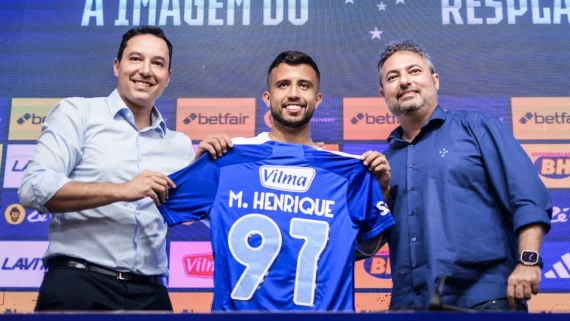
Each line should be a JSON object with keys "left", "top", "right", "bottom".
{"left": 410, "top": 186, "right": 415, "bottom": 191}
{"left": 410, "top": 144, "right": 414, "bottom": 147}
{"left": 412, "top": 237, "right": 417, "bottom": 242}
{"left": 409, "top": 211, "right": 415, "bottom": 216}
{"left": 410, "top": 164, "right": 414, "bottom": 168}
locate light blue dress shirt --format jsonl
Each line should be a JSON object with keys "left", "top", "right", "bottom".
{"left": 18, "top": 89, "right": 194, "bottom": 276}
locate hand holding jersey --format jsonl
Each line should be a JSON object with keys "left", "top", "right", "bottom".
{"left": 360, "top": 150, "right": 391, "bottom": 201}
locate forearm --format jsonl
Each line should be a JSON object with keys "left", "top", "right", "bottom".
{"left": 45, "top": 181, "right": 123, "bottom": 213}
{"left": 517, "top": 223, "right": 545, "bottom": 253}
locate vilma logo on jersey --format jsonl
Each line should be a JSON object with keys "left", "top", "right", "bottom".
{"left": 259, "top": 165, "right": 316, "bottom": 193}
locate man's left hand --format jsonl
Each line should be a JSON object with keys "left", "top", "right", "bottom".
{"left": 360, "top": 151, "right": 391, "bottom": 195}
{"left": 507, "top": 264, "right": 541, "bottom": 311}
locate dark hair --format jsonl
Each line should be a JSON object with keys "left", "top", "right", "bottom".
{"left": 117, "top": 26, "right": 173, "bottom": 70}
{"left": 377, "top": 40, "right": 435, "bottom": 87}
{"left": 267, "top": 51, "right": 320, "bottom": 86}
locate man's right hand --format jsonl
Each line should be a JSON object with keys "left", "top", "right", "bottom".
{"left": 194, "top": 133, "right": 233, "bottom": 161}
{"left": 117, "top": 170, "right": 176, "bottom": 206}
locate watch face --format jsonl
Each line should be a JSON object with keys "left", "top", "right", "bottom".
{"left": 522, "top": 251, "right": 539, "bottom": 264}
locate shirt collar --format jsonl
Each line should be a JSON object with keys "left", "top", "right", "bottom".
{"left": 106, "top": 89, "right": 167, "bottom": 136}
{"left": 387, "top": 105, "right": 446, "bottom": 142}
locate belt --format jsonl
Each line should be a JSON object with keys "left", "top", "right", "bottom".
{"left": 48, "top": 257, "right": 165, "bottom": 285}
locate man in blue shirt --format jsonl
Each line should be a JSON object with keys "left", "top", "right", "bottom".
{"left": 19, "top": 26, "right": 192, "bottom": 311}
{"left": 377, "top": 40, "right": 553, "bottom": 311}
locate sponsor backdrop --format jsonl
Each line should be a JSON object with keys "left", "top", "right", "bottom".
{"left": 0, "top": 0, "right": 569, "bottom": 313}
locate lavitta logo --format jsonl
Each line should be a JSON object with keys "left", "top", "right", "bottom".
{"left": 259, "top": 166, "right": 315, "bottom": 193}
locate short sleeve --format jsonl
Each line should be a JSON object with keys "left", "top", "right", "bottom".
{"left": 347, "top": 166, "right": 395, "bottom": 243}
{"left": 158, "top": 154, "right": 220, "bottom": 226}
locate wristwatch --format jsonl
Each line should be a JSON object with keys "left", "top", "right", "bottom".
{"left": 518, "top": 250, "right": 543, "bottom": 269}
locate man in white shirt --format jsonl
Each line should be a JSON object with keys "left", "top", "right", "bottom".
{"left": 19, "top": 26, "right": 190, "bottom": 312}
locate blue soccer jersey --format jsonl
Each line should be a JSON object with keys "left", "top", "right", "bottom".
{"left": 158, "top": 141, "right": 395, "bottom": 311}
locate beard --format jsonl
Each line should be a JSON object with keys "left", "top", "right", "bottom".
{"left": 387, "top": 84, "right": 438, "bottom": 116}
{"left": 270, "top": 104, "right": 315, "bottom": 129}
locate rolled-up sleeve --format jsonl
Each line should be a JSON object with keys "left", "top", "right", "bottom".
{"left": 18, "top": 98, "right": 85, "bottom": 213}
{"left": 475, "top": 115, "right": 553, "bottom": 233}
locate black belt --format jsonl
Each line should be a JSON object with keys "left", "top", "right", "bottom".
{"left": 48, "top": 256, "right": 165, "bottom": 285}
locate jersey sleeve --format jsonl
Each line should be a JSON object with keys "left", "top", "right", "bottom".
{"left": 157, "top": 154, "right": 220, "bottom": 226}
{"left": 347, "top": 166, "right": 396, "bottom": 243}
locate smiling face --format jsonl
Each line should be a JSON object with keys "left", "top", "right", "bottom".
{"left": 379, "top": 50, "right": 439, "bottom": 117}
{"left": 263, "top": 63, "right": 322, "bottom": 129}
{"left": 113, "top": 34, "right": 171, "bottom": 110}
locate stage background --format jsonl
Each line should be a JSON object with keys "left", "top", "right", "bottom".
{"left": 0, "top": 0, "right": 569, "bottom": 313}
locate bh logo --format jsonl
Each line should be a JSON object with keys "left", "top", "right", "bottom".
{"left": 534, "top": 156, "right": 570, "bottom": 179}
{"left": 363, "top": 248, "right": 391, "bottom": 280}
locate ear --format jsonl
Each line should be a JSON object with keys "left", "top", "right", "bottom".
{"left": 113, "top": 58, "right": 120, "bottom": 77}
{"left": 165, "top": 69, "right": 171, "bottom": 87}
{"left": 432, "top": 73, "right": 440, "bottom": 90}
{"left": 262, "top": 91, "right": 271, "bottom": 107}
{"left": 379, "top": 86, "right": 385, "bottom": 98}
{"left": 315, "top": 92, "right": 323, "bottom": 109}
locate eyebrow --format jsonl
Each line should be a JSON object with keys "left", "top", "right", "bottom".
{"left": 385, "top": 64, "right": 422, "bottom": 76}
{"left": 275, "top": 78, "right": 314, "bottom": 86}
{"left": 128, "top": 51, "right": 166, "bottom": 62}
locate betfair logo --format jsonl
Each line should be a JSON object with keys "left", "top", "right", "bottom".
{"left": 534, "top": 156, "right": 570, "bottom": 179}
{"left": 350, "top": 113, "right": 398, "bottom": 125}
{"left": 9, "top": 98, "right": 59, "bottom": 141}
{"left": 182, "top": 113, "right": 250, "bottom": 125}
{"left": 519, "top": 112, "right": 570, "bottom": 125}
{"left": 176, "top": 98, "right": 256, "bottom": 140}
{"left": 16, "top": 113, "right": 45, "bottom": 125}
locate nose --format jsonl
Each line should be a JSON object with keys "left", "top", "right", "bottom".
{"left": 288, "top": 84, "right": 300, "bottom": 99}
{"left": 139, "top": 61, "right": 152, "bottom": 77}
{"left": 399, "top": 72, "right": 411, "bottom": 87}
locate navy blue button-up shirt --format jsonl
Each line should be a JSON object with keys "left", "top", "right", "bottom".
{"left": 383, "top": 106, "right": 552, "bottom": 309}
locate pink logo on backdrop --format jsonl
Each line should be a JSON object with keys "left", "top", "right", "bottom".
{"left": 3, "top": 145, "right": 36, "bottom": 188}
{"left": 183, "top": 253, "right": 214, "bottom": 278}
{"left": 169, "top": 242, "right": 214, "bottom": 288}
